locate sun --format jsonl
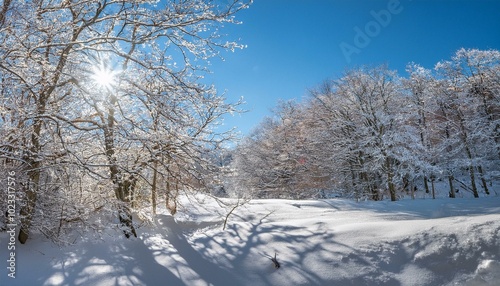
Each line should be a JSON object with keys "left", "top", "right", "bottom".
{"left": 91, "top": 64, "right": 118, "bottom": 89}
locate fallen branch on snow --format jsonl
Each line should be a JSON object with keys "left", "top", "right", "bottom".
{"left": 270, "top": 252, "right": 280, "bottom": 269}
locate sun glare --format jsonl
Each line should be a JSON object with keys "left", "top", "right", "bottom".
{"left": 91, "top": 64, "right": 118, "bottom": 89}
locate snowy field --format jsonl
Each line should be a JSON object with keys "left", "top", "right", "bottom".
{"left": 1, "top": 196, "right": 500, "bottom": 286}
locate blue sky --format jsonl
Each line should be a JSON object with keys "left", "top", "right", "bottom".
{"left": 207, "top": 0, "right": 500, "bottom": 136}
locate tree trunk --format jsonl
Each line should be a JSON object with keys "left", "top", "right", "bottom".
{"left": 423, "top": 175, "right": 430, "bottom": 194}
{"left": 104, "top": 100, "right": 137, "bottom": 238}
{"left": 388, "top": 182, "right": 396, "bottom": 201}
{"left": 386, "top": 157, "right": 396, "bottom": 201}
{"left": 448, "top": 175, "right": 455, "bottom": 198}
{"left": 152, "top": 161, "right": 158, "bottom": 216}
{"left": 468, "top": 165, "right": 479, "bottom": 198}
{"left": 477, "top": 165, "right": 489, "bottom": 195}
{"left": 411, "top": 184, "right": 415, "bottom": 200}
{"left": 18, "top": 111, "right": 44, "bottom": 244}
{"left": 165, "top": 176, "right": 178, "bottom": 215}
{"left": 118, "top": 204, "right": 137, "bottom": 238}
{"left": 430, "top": 176, "right": 436, "bottom": 199}
{"left": 463, "top": 142, "right": 479, "bottom": 198}
{"left": 18, "top": 168, "right": 39, "bottom": 244}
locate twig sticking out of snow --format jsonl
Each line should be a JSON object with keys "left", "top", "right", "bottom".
{"left": 270, "top": 253, "right": 280, "bottom": 269}
{"left": 223, "top": 202, "right": 240, "bottom": 230}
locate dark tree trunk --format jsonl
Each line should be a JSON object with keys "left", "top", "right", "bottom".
{"left": 104, "top": 100, "right": 137, "bottom": 238}
{"left": 430, "top": 175, "right": 436, "bottom": 200}
{"left": 423, "top": 175, "right": 430, "bottom": 194}
{"left": 477, "top": 165, "right": 489, "bottom": 195}
{"left": 448, "top": 175, "right": 455, "bottom": 198}
{"left": 18, "top": 168, "right": 39, "bottom": 244}
{"left": 468, "top": 165, "right": 479, "bottom": 198}
{"left": 118, "top": 205, "right": 137, "bottom": 238}
{"left": 385, "top": 157, "right": 396, "bottom": 201}
{"left": 18, "top": 110, "right": 44, "bottom": 244}
{"left": 152, "top": 161, "right": 158, "bottom": 216}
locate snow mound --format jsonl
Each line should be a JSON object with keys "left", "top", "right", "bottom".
{"left": 462, "top": 260, "right": 500, "bottom": 286}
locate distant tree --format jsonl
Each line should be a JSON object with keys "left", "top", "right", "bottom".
{"left": 231, "top": 100, "right": 321, "bottom": 198}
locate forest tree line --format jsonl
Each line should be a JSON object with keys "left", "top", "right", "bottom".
{"left": 229, "top": 49, "right": 500, "bottom": 201}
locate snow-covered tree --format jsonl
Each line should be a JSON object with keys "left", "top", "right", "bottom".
{"left": 403, "top": 64, "right": 441, "bottom": 198}
{"left": 0, "top": 0, "right": 250, "bottom": 243}
{"left": 232, "top": 52, "right": 499, "bottom": 201}
{"left": 311, "top": 66, "right": 414, "bottom": 201}
{"left": 231, "top": 100, "right": 325, "bottom": 198}
{"left": 433, "top": 49, "right": 500, "bottom": 198}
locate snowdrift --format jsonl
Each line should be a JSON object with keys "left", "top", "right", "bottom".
{"left": 1, "top": 197, "right": 499, "bottom": 286}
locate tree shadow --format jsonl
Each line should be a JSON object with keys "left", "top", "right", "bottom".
{"left": 155, "top": 215, "right": 243, "bottom": 285}
{"left": 187, "top": 210, "right": 401, "bottom": 286}
{"left": 7, "top": 197, "right": 498, "bottom": 286}
{"left": 24, "top": 235, "right": 185, "bottom": 286}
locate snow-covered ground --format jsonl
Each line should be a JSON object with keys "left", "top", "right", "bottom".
{"left": 1, "top": 196, "right": 499, "bottom": 286}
